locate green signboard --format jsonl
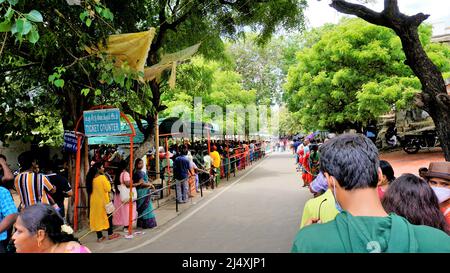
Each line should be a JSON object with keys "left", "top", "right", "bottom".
{"left": 83, "top": 108, "right": 121, "bottom": 137}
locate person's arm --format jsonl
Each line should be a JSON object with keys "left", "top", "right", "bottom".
{"left": 124, "top": 172, "right": 143, "bottom": 188}
{"left": 59, "top": 175, "right": 73, "bottom": 197}
{"left": 43, "top": 176, "right": 56, "bottom": 194}
{"left": 0, "top": 190, "right": 18, "bottom": 234}
{"left": 0, "top": 158, "right": 14, "bottom": 182}
{"left": 0, "top": 214, "right": 17, "bottom": 234}
{"left": 103, "top": 176, "right": 111, "bottom": 193}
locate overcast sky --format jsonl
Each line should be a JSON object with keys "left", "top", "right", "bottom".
{"left": 305, "top": 0, "right": 450, "bottom": 36}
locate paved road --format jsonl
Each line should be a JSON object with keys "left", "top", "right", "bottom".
{"left": 121, "top": 152, "right": 311, "bottom": 253}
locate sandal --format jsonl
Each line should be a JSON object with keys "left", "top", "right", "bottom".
{"left": 97, "top": 236, "right": 106, "bottom": 243}
{"left": 108, "top": 233, "right": 121, "bottom": 240}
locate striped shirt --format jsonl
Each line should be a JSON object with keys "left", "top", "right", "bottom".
{"left": 14, "top": 172, "right": 55, "bottom": 208}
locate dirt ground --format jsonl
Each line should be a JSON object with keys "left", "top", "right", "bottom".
{"left": 379, "top": 147, "right": 445, "bottom": 177}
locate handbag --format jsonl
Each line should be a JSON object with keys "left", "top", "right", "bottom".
{"left": 105, "top": 201, "right": 115, "bottom": 214}
{"left": 118, "top": 184, "right": 137, "bottom": 203}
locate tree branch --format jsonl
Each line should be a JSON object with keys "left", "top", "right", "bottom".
{"left": 408, "top": 13, "right": 430, "bottom": 27}
{"left": 122, "top": 101, "right": 147, "bottom": 135}
{"left": 167, "top": 8, "right": 192, "bottom": 30}
{"left": 0, "top": 63, "right": 40, "bottom": 74}
{"left": 329, "top": 0, "right": 387, "bottom": 27}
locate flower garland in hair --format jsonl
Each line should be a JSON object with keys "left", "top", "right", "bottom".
{"left": 61, "top": 224, "right": 74, "bottom": 235}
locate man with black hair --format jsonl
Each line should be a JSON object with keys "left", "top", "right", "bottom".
{"left": 44, "top": 164, "right": 72, "bottom": 219}
{"left": 292, "top": 134, "right": 450, "bottom": 253}
{"left": 14, "top": 151, "right": 56, "bottom": 210}
{"left": 173, "top": 146, "right": 191, "bottom": 203}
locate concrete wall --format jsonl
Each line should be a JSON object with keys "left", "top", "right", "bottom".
{"left": 0, "top": 141, "right": 31, "bottom": 171}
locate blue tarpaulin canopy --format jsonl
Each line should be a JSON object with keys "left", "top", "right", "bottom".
{"left": 88, "top": 118, "right": 217, "bottom": 145}
{"left": 87, "top": 120, "right": 147, "bottom": 145}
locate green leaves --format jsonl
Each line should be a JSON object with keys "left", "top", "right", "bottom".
{"left": 101, "top": 8, "right": 113, "bottom": 21}
{"left": 79, "top": 4, "right": 113, "bottom": 27}
{"left": 81, "top": 88, "right": 90, "bottom": 96}
{"left": 5, "top": 7, "right": 14, "bottom": 20}
{"left": 79, "top": 11, "right": 89, "bottom": 21}
{"left": 0, "top": 5, "right": 43, "bottom": 44}
{"left": 54, "top": 79, "right": 65, "bottom": 88}
{"left": 48, "top": 67, "right": 66, "bottom": 88}
{"left": 7, "top": 0, "right": 18, "bottom": 5}
{"left": 283, "top": 18, "right": 448, "bottom": 132}
{"left": 27, "top": 27, "right": 39, "bottom": 44}
{"left": 16, "top": 18, "right": 32, "bottom": 35}
{"left": 0, "top": 21, "right": 12, "bottom": 32}
{"left": 25, "top": 10, "right": 43, "bottom": 23}
{"left": 81, "top": 88, "right": 103, "bottom": 98}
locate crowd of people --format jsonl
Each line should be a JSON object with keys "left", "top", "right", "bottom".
{"left": 292, "top": 133, "right": 450, "bottom": 253}
{"left": 83, "top": 139, "right": 270, "bottom": 244}
{"left": 0, "top": 151, "right": 87, "bottom": 253}
{"left": 0, "top": 138, "right": 269, "bottom": 253}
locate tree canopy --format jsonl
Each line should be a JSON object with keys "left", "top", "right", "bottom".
{"left": 284, "top": 18, "right": 450, "bottom": 133}
{"left": 0, "top": 0, "right": 308, "bottom": 146}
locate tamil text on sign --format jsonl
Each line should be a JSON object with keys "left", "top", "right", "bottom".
{"left": 83, "top": 108, "right": 121, "bottom": 137}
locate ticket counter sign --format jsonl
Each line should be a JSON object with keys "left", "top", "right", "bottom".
{"left": 83, "top": 108, "right": 121, "bottom": 137}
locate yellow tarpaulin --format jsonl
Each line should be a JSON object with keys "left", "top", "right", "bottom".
{"left": 86, "top": 28, "right": 156, "bottom": 81}
{"left": 143, "top": 63, "right": 173, "bottom": 82}
{"left": 143, "top": 43, "right": 201, "bottom": 88}
{"left": 159, "top": 43, "right": 201, "bottom": 65}
{"left": 87, "top": 29, "right": 199, "bottom": 88}
{"left": 101, "top": 28, "right": 156, "bottom": 75}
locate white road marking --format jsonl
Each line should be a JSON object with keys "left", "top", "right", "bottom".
{"left": 115, "top": 154, "right": 271, "bottom": 253}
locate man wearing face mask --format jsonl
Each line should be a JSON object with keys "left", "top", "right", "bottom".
{"left": 291, "top": 134, "right": 450, "bottom": 253}
{"left": 425, "top": 162, "right": 450, "bottom": 227}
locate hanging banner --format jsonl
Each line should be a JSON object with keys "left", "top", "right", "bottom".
{"left": 83, "top": 108, "right": 121, "bottom": 137}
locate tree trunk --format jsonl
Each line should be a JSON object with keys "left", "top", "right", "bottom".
{"left": 62, "top": 86, "right": 90, "bottom": 228}
{"left": 133, "top": 114, "right": 156, "bottom": 161}
{"left": 393, "top": 26, "right": 450, "bottom": 160}
{"left": 329, "top": 0, "right": 450, "bottom": 160}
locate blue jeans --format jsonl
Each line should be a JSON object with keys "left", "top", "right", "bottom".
{"left": 176, "top": 178, "right": 189, "bottom": 202}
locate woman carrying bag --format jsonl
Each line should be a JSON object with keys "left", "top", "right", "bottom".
{"left": 134, "top": 158, "right": 157, "bottom": 229}
{"left": 112, "top": 160, "right": 138, "bottom": 232}
{"left": 86, "top": 162, "right": 120, "bottom": 243}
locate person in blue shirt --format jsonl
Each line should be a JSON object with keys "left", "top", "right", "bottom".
{"left": 0, "top": 186, "right": 18, "bottom": 253}
{"left": 173, "top": 146, "right": 192, "bottom": 203}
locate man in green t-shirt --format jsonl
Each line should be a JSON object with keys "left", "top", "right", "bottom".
{"left": 291, "top": 134, "right": 450, "bottom": 253}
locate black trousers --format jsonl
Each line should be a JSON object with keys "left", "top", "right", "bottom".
{"left": 96, "top": 214, "right": 114, "bottom": 239}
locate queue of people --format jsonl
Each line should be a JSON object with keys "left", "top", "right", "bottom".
{"left": 0, "top": 151, "right": 89, "bottom": 253}
{"left": 84, "top": 139, "right": 268, "bottom": 245}
{"left": 292, "top": 137, "right": 322, "bottom": 188}
{"left": 292, "top": 133, "right": 450, "bottom": 253}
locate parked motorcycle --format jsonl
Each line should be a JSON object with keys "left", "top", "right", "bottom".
{"left": 385, "top": 125, "right": 399, "bottom": 148}
{"left": 402, "top": 130, "right": 440, "bottom": 154}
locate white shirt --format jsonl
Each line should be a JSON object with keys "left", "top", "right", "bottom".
{"left": 203, "top": 155, "right": 212, "bottom": 170}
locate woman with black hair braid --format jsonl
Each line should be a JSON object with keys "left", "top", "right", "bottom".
{"left": 12, "top": 204, "right": 91, "bottom": 253}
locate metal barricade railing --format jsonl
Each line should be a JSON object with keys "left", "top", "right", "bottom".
{"left": 78, "top": 142, "right": 270, "bottom": 242}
